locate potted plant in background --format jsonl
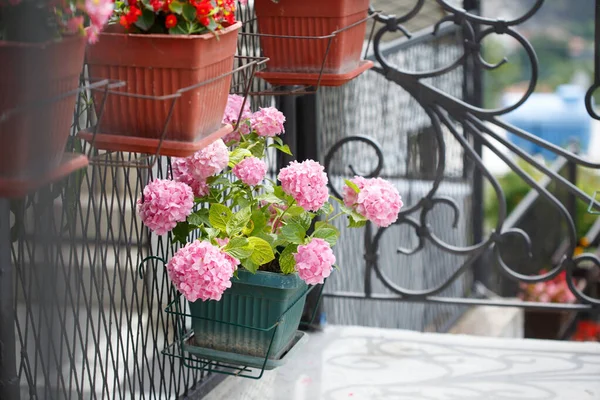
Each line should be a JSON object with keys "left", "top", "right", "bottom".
{"left": 253, "top": 0, "right": 373, "bottom": 86}
{"left": 83, "top": 0, "right": 246, "bottom": 156}
{"left": 519, "top": 269, "right": 582, "bottom": 340}
{"left": 137, "top": 95, "right": 404, "bottom": 365}
{"left": 571, "top": 320, "right": 600, "bottom": 342}
{"left": 0, "top": 0, "right": 111, "bottom": 181}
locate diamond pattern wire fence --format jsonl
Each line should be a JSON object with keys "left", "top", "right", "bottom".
{"left": 6, "top": 4, "right": 476, "bottom": 400}
{"left": 7, "top": 3, "right": 273, "bottom": 399}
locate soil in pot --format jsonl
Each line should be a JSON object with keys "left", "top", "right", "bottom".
{"left": 85, "top": 22, "right": 241, "bottom": 145}
{"left": 0, "top": 35, "right": 85, "bottom": 179}
{"left": 254, "top": 0, "right": 370, "bottom": 74}
{"left": 189, "top": 269, "right": 309, "bottom": 359}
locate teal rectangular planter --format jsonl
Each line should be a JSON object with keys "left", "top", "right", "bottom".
{"left": 188, "top": 270, "right": 308, "bottom": 359}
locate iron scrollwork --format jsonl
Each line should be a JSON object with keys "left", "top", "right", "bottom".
{"left": 324, "top": 0, "right": 600, "bottom": 309}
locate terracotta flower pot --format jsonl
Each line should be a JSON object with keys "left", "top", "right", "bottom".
{"left": 524, "top": 309, "right": 571, "bottom": 340}
{"left": 85, "top": 22, "right": 241, "bottom": 152}
{"left": 254, "top": 0, "right": 370, "bottom": 74}
{"left": 0, "top": 35, "right": 85, "bottom": 179}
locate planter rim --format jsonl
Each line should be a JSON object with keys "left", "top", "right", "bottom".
{"left": 0, "top": 33, "right": 84, "bottom": 49}
{"left": 234, "top": 269, "right": 305, "bottom": 290}
{"left": 97, "top": 21, "right": 241, "bottom": 41}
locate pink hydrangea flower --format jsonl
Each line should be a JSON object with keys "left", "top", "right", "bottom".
{"left": 187, "top": 139, "right": 229, "bottom": 180}
{"left": 342, "top": 176, "right": 369, "bottom": 208}
{"left": 233, "top": 157, "right": 267, "bottom": 186}
{"left": 166, "top": 240, "right": 238, "bottom": 302}
{"left": 83, "top": 0, "right": 113, "bottom": 30}
{"left": 278, "top": 160, "right": 329, "bottom": 211}
{"left": 344, "top": 178, "right": 403, "bottom": 228}
{"left": 251, "top": 107, "right": 286, "bottom": 137}
{"left": 171, "top": 157, "right": 210, "bottom": 198}
{"left": 137, "top": 179, "right": 194, "bottom": 235}
{"left": 222, "top": 95, "right": 252, "bottom": 143}
{"left": 294, "top": 238, "right": 335, "bottom": 285}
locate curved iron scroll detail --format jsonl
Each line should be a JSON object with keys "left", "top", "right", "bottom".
{"left": 324, "top": 1, "right": 600, "bottom": 309}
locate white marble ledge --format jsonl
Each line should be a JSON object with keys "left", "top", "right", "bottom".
{"left": 205, "top": 325, "right": 600, "bottom": 400}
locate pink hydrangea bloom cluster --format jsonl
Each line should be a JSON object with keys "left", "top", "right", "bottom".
{"left": 233, "top": 157, "right": 267, "bottom": 186}
{"left": 166, "top": 241, "right": 238, "bottom": 302}
{"left": 294, "top": 238, "right": 336, "bottom": 285}
{"left": 278, "top": 160, "right": 329, "bottom": 211}
{"left": 187, "top": 139, "right": 229, "bottom": 180}
{"left": 222, "top": 95, "right": 252, "bottom": 143}
{"left": 171, "top": 157, "right": 210, "bottom": 198}
{"left": 252, "top": 107, "right": 286, "bottom": 137}
{"left": 82, "top": 0, "right": 113, "bottom": 43}
{"left": 137, "top": 179, "right": 194, "bottom": 235}
{"left": 343, "top": 177, "right": 403, "bottom": 227}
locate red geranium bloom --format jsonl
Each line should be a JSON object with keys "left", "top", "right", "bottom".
{"left": 198, "top": 16, "right": 210, "bottom": 26}
{"left": 165, "top": 14, "right": 177, "bottom": 29}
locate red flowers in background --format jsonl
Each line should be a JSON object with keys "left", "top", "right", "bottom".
{"left": 572, "top": 320, "right": 600, "bottom": 342}
{"left": 165, "top": 14, "right": 177, "bottom": 28}
{"left": 518, "top": 270, "right": 578, "bottom": 303}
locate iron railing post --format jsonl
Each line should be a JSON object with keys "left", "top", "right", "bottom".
{"left": 463, "top": 0, "right": 487, "bottom": 288}
{"left": 0, "top": 199, "right": 20, "bottom": 400}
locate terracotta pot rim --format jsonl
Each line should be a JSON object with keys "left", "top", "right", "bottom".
{"left": 98, "top": 21, "right": 241, "bottom": 40}
{"left": 0, "top": 33, "right": 84, "bottom": 48}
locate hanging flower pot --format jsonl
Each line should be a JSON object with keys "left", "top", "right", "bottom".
{"left": 83, "top": 2, "right": 243, "bottom": 157}
{"left": 253, "top": 0, "right": 373, "bottom": 86}
{"left": 0, "top": 36, "right": 85, "bottom": 179}
{"left": 0, "top": 0, "right": 111, "bottom": 189}
{"left": 187, "top": 270, "right": 309, "bottom": 363}
{"left": 137, "top": 97, "right": 404, "bottom": 372}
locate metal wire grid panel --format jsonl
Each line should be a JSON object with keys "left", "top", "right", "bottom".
{"left": 318, "top": 27, "right": 474, "bottom": 331}
{"left": 7, "top": 3, "right": 276, "bottom": 400}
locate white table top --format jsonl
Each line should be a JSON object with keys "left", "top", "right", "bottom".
{"left": 204, "top": 325, "right": 600, "bottom": 400}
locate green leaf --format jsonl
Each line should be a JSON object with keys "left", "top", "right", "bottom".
{"left": 312, "top": 227, "right": 340, "bottom": 247}
{"left": 318, "top": 202, "right": 334, "bottom": 216}
{"left": 269, "top": 143, "right": 293, "bottom": 156}
{"left": 134, "top": 8, "right": 156, "bottom": 31}
{"left": 348, "top": 217, "right": 367, "bottom": 228}
{"left": 285, "top": 205, "right": 305, "bottom": 217}
{"left": 250, "top": 209, "right": 268, "bottom": 235}
{"left": 256, "top": 192, "right": 284, "bottom": 205}
{"left": 204, "top": 227, "right": 220, "bottom": 240}
{"left": 279, "top": 244, "right": 298, "bottom": 274}
{"left": 168, "top": 0, "right": 183, "bottom": 13}
{"left": 281, "top": 219, "right": 306, "bottom": 244}
{"left": 224, "top": 237, "right": 253, "bottom": 260}
{"left": 344, "top": 179, "right": 361, "bottom": 194}
{"left": 169, "top": 21, "right": 187, "bottom": 35}
{"left": 188, "top": 209, "right": 209, "bottom": 226}
{"left": 293, "top": 213, "right": 314, "bottom": 231}
{"left": 209, "top": 203, "right": 232, "bottom": 232}
{"left": 228, "top": 148, "right": 252, "bottom": 167}
{"left": 241, "top": 258, "right": 259, "bottom": 274}
{"left": 182, "top": 3, "right": 197, "bottom": 21}
{"left": 226, "top": 207, "right": 252, "bottom": 236}
{"left": 172, "top": 221, "right": 191, "bottom": 244}
{"left": 273, "top": 137, "right": 284, "bottom": 146}
{"left": 248, "top": 236, "right": 275, "bottom": 265}
{"left": 255, "top": 231, "right": 276, "bottom": 247}
{"left": 247, "top": 140, "right": 266, "bottom": 158}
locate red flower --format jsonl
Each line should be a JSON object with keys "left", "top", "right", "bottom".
{"left": 224, "top": 12, "right": 235, "bottom": 25}
{"left": 165, "top": 14, "right": 178, "bottom": 29}
{"left": 163, "top": 0, "right": 172, "bottom": 11}
{"left": 195, "top": 0, "right": 213, "bottom": 16}
{"left": 150, "top": 0, "right": 163, "bottom": 11}
{"left": 198, "top": 16, "right": 210, "bottom": 26}
{"left": 119, "top": 15, "right": 130, "bottom": 28}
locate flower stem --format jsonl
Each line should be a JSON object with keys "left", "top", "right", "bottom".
{"left": 272, "top": 199, "right": 295, "bottom": 233}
